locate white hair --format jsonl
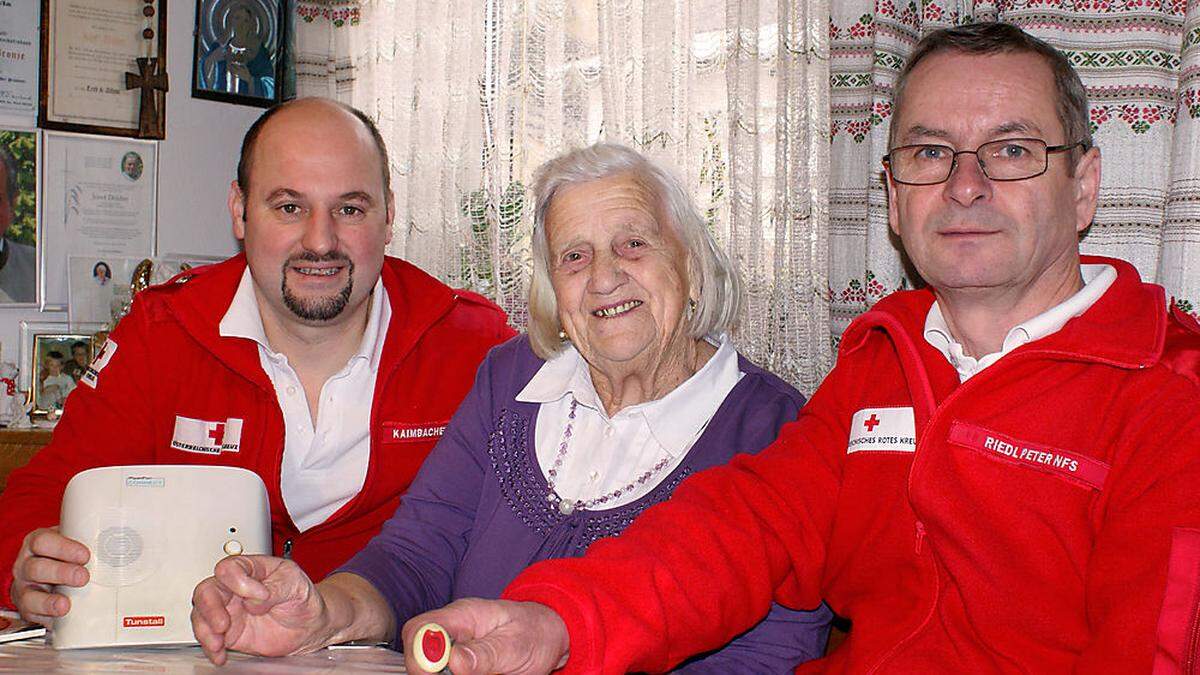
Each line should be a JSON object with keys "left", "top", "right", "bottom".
{"left": 527, "top": 143, "right": 742, "bottom": 359}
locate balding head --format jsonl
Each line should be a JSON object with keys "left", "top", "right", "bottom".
{"left": 236, "top": 98, "right": 391, "bottom": 201}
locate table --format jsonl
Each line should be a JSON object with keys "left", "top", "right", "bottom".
{"left": 0, "top": 428, "right": 52, "bottom": 492}
{"left": 0, "top": 637, "right": 408, "bottom": 673}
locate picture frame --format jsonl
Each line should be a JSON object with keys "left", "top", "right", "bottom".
{"left": 18, "top": 320, "right": 106, "bottom": 415}
{"left": 0, "top": 1, "right": 41, "bottom": 120}
{"left": 40, "top": 132, "right": 158, "bottom": 311}
{"left": 192, "top": 0, "right": 288, "bottom": 108}
{"left": 0, "top": 126, "right": 40, "bottom": 307}
{"left": 39, "top": 0, "right": 168, "bottom": 139}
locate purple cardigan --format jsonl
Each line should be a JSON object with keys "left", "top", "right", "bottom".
{"left": 340, "top": 336, "right": 831, "bottom": 672}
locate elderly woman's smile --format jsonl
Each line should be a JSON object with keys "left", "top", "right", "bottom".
{"left": 591, "top": 299, "right": 643, "bottom": 318}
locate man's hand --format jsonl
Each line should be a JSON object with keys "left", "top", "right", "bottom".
{"left": 401, "top": 598, "right": 570, "bottom": 675}
{"left": 11, "top": 527, "right": 89, "bottom": 626}
{"left": 190, "top": 555, "right": 330, "bottom": 665}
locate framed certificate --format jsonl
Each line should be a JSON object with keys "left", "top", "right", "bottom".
{"left": 40, "top": 132, "right": 158, "bottom": 311}
{"left": 191, "top": 0, "right": 288, "bottom": 107}
{"left": 0, "top": 2, "right": 41, "bottom": 120}
{"left": 39, "top": 0, "right": 168, "bottom": 138}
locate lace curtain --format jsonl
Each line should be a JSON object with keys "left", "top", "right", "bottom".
{"left": 293, "top": 0, "right": 833, "bottom": 394}
{"left": 828, "top": 1, "right": 1200, "bottom": 345}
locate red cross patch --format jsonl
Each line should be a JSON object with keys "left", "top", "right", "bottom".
{"left": 847, "top": 407, "right": 916, "bottom": 454}
{"left": 170, "top": 416, "right": 243, "bottom": 455}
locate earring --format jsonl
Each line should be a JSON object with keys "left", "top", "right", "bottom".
{"left": 685, "top": 298, "right": 697, "bottom": 321}
{"left": 558, "top": 329, "right": 569, "bottom": 341}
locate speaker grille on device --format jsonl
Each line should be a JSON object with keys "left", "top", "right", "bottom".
{"left": 97, "top": 527, "right": 143, "bottom": 568}
{"left": 85, "top": 509, "right": 162, "bottom": 588}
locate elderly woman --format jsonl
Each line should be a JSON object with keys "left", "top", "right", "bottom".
{"left": 192, "top": 144, "right": 832, "bottom": 671}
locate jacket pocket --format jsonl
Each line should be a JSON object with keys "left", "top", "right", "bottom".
{"left": 946, "top": 421, "right": 1109, "bottom": 491}
{"left": 1154, "top": 527, "right": 1200, "bottom": 674}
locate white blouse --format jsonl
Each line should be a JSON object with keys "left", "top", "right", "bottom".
{"left": 516, "top": 334, "right": 742, "bottom": 510}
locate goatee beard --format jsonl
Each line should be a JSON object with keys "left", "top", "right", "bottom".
{"left": 280, "top": 252, "right": 355, "bottom": 321}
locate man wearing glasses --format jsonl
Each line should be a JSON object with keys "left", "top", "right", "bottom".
{"left": 198, "top": 24, "right": 1200, "bottom": 673}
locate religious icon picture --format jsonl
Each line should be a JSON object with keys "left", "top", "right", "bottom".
{"left": 191, "top": 0, "right": 289, "bottom": 107}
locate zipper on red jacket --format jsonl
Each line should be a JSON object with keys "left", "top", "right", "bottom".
{"left": 282, "top": 538, "right": 293, "bottom": 560}
{"left": 914, "top": 521, "right": 926, "bottom": 555}
{"left": 1185, "top": 587, "right": 1200, "bottom": 673}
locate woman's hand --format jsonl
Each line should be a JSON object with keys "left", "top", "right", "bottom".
{"left": 401, "top": 598, "right": 570, "bottom": 674}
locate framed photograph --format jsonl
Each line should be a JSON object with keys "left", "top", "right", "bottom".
{"left": 0, "top": 127, "right": 39, "bottom": 307}
{"left": 40, "top": 132, "right": 158, "bottom": 311}
{"left": 192, "top": 0, "right": 288, "bottom": 107}
{"left": 39, "top": 0, "right": 168, "bottom": 138}
{"left": 68, "top": 255, "right": 138, "bottom": 325}
{"left": 18, "top": 320, "right": 106, "bottom": 414}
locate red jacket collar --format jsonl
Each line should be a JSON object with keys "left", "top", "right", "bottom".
{"left": 841, "top": 255, "right": 1165, "bottom": 369}
{"left": 151, "top": 252, "right": 459, "bottom": 386}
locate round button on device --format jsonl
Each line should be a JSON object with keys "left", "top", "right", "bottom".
{"left": 223, "top": 540, "right": 244, "bottom": 556}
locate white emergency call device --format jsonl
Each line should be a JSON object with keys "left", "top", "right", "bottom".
{"left": 52, "top": 464, "right": 271, "bottom": 649}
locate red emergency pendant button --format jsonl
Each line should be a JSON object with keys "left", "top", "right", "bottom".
{"left": 413, "top": 622, "right": 452, "bottom": 673}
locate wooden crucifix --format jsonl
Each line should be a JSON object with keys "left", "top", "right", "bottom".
{"left": 125, "top": 57, "right": 169, "bottom": 139}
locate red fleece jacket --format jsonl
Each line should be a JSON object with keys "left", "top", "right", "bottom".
{"left": 504, "top": 256, "right": 1200, "bottom": 673}
{"left": 0, "top": 254, "right": 514, "bottom": 607}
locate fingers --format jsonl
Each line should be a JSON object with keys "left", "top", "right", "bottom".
{"left": 190, "top": 600, "right": 229, "bottom": 666}
{"left": 25, "top": 528, "right": 90, "bottom": 566}
{"left": 212, "top": 555, "right": 273, "bottom": 605}
{"left": 12, "top": 585, "right": 67, "bottom": 626}
{"left": 12, "top": 529, "right": 92, "bottom": 624}
{"left": 191, "top": 566, "right": 242, "bottom": 665}
{"left": 14, "top": 553, "right": 88, "bottom": 589}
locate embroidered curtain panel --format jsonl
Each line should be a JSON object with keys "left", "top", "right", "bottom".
{"left": 294, "top": 0, "right": 834, "bottom": 393}
{"left": 294, "top": 0, "right": 1200, "bottom": 388}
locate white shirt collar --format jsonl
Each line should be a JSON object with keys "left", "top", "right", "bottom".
{"left": 218, "top": 268, "right": 389, "bottom": 369}
{"left": 924, "top": 263, "right": 1117, "bottom": 381}
{"left": 517, "top": 334, "right": 742, "bottom": 458}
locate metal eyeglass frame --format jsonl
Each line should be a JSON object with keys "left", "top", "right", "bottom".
{"left": 882, "top": 138, "right": 1084, "bottom": 186}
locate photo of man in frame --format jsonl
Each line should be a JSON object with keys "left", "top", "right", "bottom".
{"left": 0, "top": 130, "right": 36, "bottom": 304}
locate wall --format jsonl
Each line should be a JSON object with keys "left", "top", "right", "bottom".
{"left": 1, "top": 1, "right": 260, "bottom": 381}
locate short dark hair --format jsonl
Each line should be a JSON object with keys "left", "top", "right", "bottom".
{"left": 891, "top": 22, "right": 1091, "bottom": 153}
{"left": 47, "top": 350, "right": 64, "bottom": 360}
{"left": 0, "top": 143, "right": 17, "bottom": 203}
{"left": 236, "top": 98, "right": 392, "bottom": 199}
{"left": 71, "top": 341, "right": 88, "bottom": 351}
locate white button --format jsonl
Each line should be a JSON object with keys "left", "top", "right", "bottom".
{"left": 287, "top": 386, "right": 297, "bottom": 396}
{"left": 604, "top": 426, "right": 614, "bottom": 438}
{"left": 588, "top": 471, "right": 599, "bottom": 483}
{"left": 223, "top": 540, "right": 243, "bottom": 555}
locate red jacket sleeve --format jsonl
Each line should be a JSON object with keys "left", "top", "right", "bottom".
{"left": 0, "top": 300, "right": 159, "bottom": 608}
{"left": 502, "top": 370, "right": 852, "bottom": 674}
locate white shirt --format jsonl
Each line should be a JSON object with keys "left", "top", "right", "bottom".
{"left": 219, "top": 269, "right": 390, "bottom": 531}
{"left": 517, "top": 334, "right": 743, "bottom": 510}
{"left": 924, "top": 263, "right": 1117, "bottom": 381}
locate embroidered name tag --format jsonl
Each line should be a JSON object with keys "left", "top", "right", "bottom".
{"left": 947, "top": 421, "right": 1109, "bottom": 490}
{"left": 170, "top": 416, "right": 243, "bottom": 455}
{"left": 847, "top": 407, "right": 917, "bottom": 454}
{"left": 80, "top": 338, "right": 118, "bottom": 389}
{"left": 382, "top": 421, "right": 449, "bottom": 444}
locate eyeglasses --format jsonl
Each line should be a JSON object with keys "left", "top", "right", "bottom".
{"left": 883, "top": 138, "right": 1083, "bottom": 186}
